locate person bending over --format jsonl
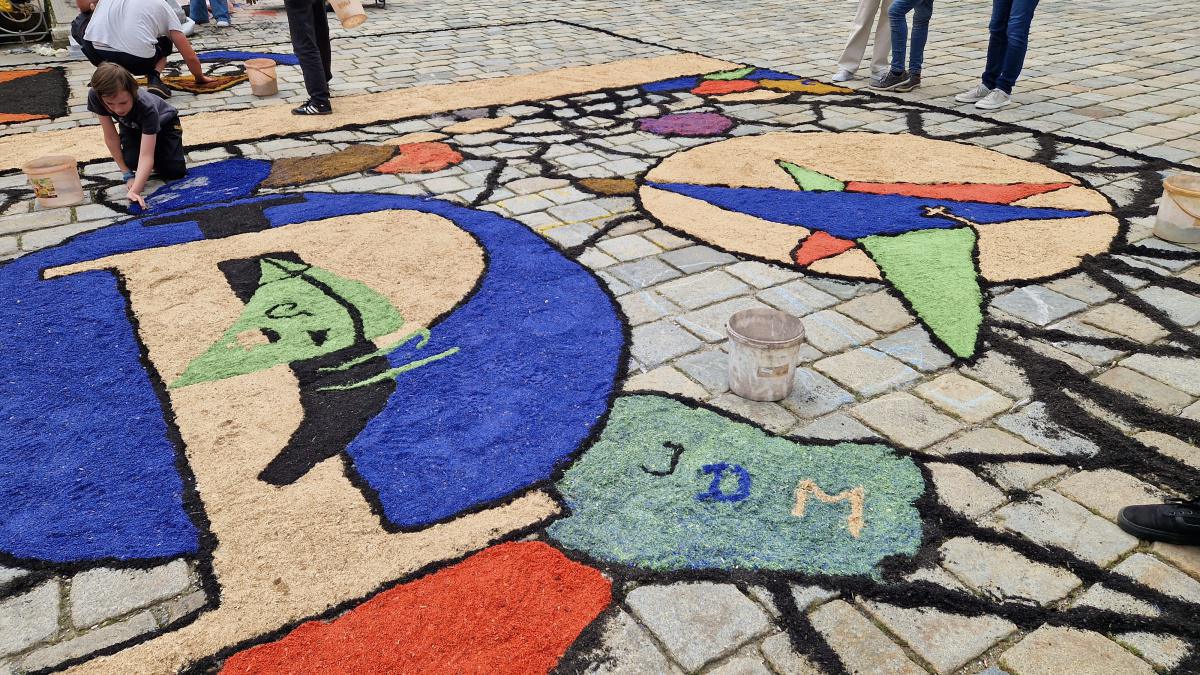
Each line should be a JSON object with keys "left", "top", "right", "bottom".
{"left": 78, "top": 0, "right": 209, "bottom": 99}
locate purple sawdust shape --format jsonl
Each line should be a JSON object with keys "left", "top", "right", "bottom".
{"left": 637, "top": 112, "right": 733, "bottom": 137}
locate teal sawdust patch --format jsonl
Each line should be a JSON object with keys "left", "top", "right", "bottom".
{"left": 548, "top": 395, "right": 926, "bottom": 576}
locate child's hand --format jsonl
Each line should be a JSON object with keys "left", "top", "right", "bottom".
{"left": 126, "top": 189, "right": 147, "bottom": 210}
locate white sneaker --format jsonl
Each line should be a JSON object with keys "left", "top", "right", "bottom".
{"left": 955, "top": 83, "right": 992, "bottom": 104}
{"left": 831, "top": 69, "right": 854, "bottom": 83}
{"left": 180, "top": 17, "right": 196, "bottom": 36}
{"left": 975, "top": 89, "right": 1012, "bottom": 110}
{"left": 216, "top": 19, "right": 230, "bottom": 27}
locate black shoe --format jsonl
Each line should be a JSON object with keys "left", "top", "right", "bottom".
{"left": 869, "top": 70, "right": 909, "bottom": 91}
{"left": 146, "top": 72, "right": 172, "bottom": 99}
{"left": 895, "top": 72, "right": 921, "bottom": 92}
{"left": 291, "top": 100, "right": 332, "bottom": 115}
{"left": 1118, "top": 499, "right": 1200, "bottom": 545}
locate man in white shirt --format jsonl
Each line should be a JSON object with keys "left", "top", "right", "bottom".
{"left": 77, "top": 0, "right": 209, "bottom": 98}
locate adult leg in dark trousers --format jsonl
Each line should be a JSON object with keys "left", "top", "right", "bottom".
{"left": 982, "top": 0, "right": 1040, "bottom": 94}
{"left": 285, "top": 0, "right": 332, "bottom": 113}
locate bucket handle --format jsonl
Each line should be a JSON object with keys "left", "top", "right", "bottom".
{"left": 1167, "top": 190, "right": 1200, "bottom": 221}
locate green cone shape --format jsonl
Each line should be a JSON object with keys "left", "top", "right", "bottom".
{"left": 171, "top": 257, "right": 404, "bottom": 388}
{"left": 777, "top": 160, "right": 845, "bottom": 192}
{"left": 860, "top": 228, "right": 982, "bottom": 358}
{"left": 704, "top": 66, "right": 756, "bottom": 81}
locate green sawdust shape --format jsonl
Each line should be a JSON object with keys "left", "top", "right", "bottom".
{"left": 704, "top": 66, "right": 756, "bottom": 81}
{"left": 860, "top": 228, "right": 982, "bottom": 358}
{"left": 548, "top": 395, "right": 926, "bottom": 576}
{"left": 171, "top": 257, "right": 404, "bottom": 388}
{"left": 777, "top": 160, "right": 845, "bottom": 192}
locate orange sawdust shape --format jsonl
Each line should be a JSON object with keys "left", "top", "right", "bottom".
{"left": 374, "top": 141, "right": 463, "bottom": 174}
{"left": 793, "top": 231, "right": 857, "bottom": 265}
{"left": 0, "top": 113, "right": 47, "bottom": 124}
{"left": 0, "top": 69, "right": 49, "bottom": 85}
{"left": 759, "top": 79, "right": 853, "bottom": 95}
{"left": 692, "top": 79, "right": 758, "bottom": 95}
{"left": 845, "top": 181, "right": 1075, "bottom": 204}
{"left": 219, "top": 541, "right": 612, "bottom": 675}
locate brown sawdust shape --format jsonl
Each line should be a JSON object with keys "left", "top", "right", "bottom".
{"left": 50, "top": 211, "right": 559, "bottom": 674}
{"left": 261, "top": 144, "right": 396, "bottom": 188}
{"left": 578, "top": 178, "right": 638, "bottom": 195}
{"left": 136, "top": 74, "right": 248, "bottom": 94}
{"left": 0, "top": 54, "right": 734, "bottom": 171}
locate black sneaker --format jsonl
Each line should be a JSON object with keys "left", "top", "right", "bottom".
{"left": 291, "top": 100, "right": 332, "bottom": 116}
{"left": 869, "top": 70, "right": 909, "bottom": 91}
{"left": 1118, "top": 499, "right": 1200, "bottom": 545}
{"left": 146, "top": 73, "right": 172, "bottom": 99}
{"left": 895, "top": 72, "right": 921, "bottom": 92}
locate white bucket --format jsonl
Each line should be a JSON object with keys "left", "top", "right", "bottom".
{"left": 1154, "top": 174, "right": 1200, "bottom": 244}
{"left": 245, "top": 58, "right": 278, "bottom": 97}
{"left": 23, "top": 155, "right": 85, "bottom": 209}
{"left": 329, "top": 0, "right": 366, "bottom": 29}
{"left": 726, "top": 308, "right": 806, "bottom": 402}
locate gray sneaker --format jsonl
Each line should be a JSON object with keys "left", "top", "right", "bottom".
{"left": 955, "top": 83, "right": 992, "bottom": 103}
{"left": 869, "top": 70, "right": 908, "bottom": 91}
{"left": 895, "top": 72, "right": 921, "bottom": 92}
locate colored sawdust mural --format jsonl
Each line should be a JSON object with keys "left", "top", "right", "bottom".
{"left": 0, "top": 68, "right": 69, "bottom": 125}
{"left": 642, "top": 132, "right": 1118, "bottom": 358}
{"left": 0, "top": 56, "right": 1198, "bottom": 675}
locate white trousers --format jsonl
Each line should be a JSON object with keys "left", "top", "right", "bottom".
{"left": 836, "top": 0, "right": 892, "bottom": 76}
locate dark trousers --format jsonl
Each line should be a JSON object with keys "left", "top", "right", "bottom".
{"left": 80, "top": 36, "right": 173, "bottom": 77}
{"left": 120, "top": 119, "right": 187, "bottom": 180}
{"left": 982, "top": 0, "right": 1040, "bottom": 94}
{"left": 888, "top": 0, "right": 934, "bottom": 74}
{"left": 284, "top": 0, "right": 332, "bottom": 107}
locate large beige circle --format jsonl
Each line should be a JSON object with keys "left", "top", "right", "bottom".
{"left": 642, "top": 132, "right": 1119, "bottom": 282}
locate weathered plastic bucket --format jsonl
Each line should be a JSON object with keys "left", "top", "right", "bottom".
{"left": 1154, "top": 174, "right": 1200, "bottom": 244}
{"left": 329, "top": 0, "right": 366, "bottom": 28}
{"left": 245, "top": 58, "right": 278, "bottom": 97}
{"left": 727, "top": 308, "right": 805, "bottom": 402}
{"left": 22, "top": 155, "right": 85, "bottom": 208}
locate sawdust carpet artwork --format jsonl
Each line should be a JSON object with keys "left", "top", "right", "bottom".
{"left": 0, "top": 68, "right": 69, "bottom": 124}
{"left": 0, "top": 51, "right": 1197, "bottom": 675}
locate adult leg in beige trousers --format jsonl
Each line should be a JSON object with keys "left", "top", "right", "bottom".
{"left": 834, "top": 0, "right": 892, "bottom": 79}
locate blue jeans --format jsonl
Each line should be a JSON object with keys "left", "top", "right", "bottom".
{"left": 190, "top": 0, "right": 229, "bottom": 23}
{"left": 888, "top": 0, "right": 933, "bottom": 74}
{"left": 982, "top": 0, "right": 1040, "bottom": 94}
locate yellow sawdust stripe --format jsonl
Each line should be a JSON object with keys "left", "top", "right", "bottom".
{"left": 0, "top": 53, "right": 734, "bottom": 172}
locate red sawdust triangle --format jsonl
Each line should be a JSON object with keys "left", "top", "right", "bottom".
{"left": 793, "top": 231, "right": 857, "bottom": 266}
{"left": 844, "top": 181, "right": 1074, "bottom": 204}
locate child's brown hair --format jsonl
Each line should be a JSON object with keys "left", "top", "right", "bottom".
{"left": 89, "top": 62, "right": 138, "bottom": 98}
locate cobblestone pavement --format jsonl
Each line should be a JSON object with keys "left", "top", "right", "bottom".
{"left": 1, "top": 2, "right": 1199, "bottom": 674}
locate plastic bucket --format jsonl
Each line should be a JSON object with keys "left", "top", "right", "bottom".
{"left": 726, "top": 308, "right": 806, "bottom": 402}
{"left": 1154, "top": 174, "right": 1200, "bottom": 244}
{"left": 22, "top": 155, "right": 85, "bottom": 208}
{"left": 245, "top": 58, "right": 279, "bottom": 97}
{"left": 329, "top": 0, "right": 366, "bottom": 28}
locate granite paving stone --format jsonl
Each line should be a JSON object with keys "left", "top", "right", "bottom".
{"left": 758, "top": 632, "right": 823, "bottom": 674}
{"left": 726, "top": 261, "right": 800, "bottom": 289}
{"left": 870, "top": 326, "right": 955, "bottom": 372}
{"left": 835, "top": 291, "right": 914, "bottom": 332}
{"left": 625, "top": 583, "right": 772, "bottom": 672}
{"left": 642, "top": 229, "right": 691, "bottom": 250}
{"left": 861, "top": 602, "right": 1017, "bottom": 675}
{"left": 624, "top": 366, "right": 709, "bottom": 400}
{"left": 1054, "top": 469, "right": 1167, "bottom": 522}
{"left": 1135, "top": 286, "right": 1200, "bottom": 326}
{"left": 959, "top": 351, "right": 1034, "bottom": 400}
{"left": 1135, "top": 431, "right": 1200, "bottom": 470}
{"left": 0, "top": 582, "right": 60, "bottom": 657}
{"left": 17, "top": 612, "right": 159, "bottom": 673}
{"left": 655, "top": 270, "right": 750, "bottom": 310}
{"left": 915, "top": 373, "right": 1013, "bottom": 423}
{"left": 1152, "top": 543, "right": 1200, "bottom": 582}
{"left": 756, "top": 280, "right": 839, "bottom": 317}
{"left": 1119, "top": 353, "right": 1200, "bottom": 396}
{"left": 808, "top": 600, "right": 925, "bottom": 675}
{"left": 676, "top": 297, "right": 772, "bottom": 343}
{"left": 704, "top": 644, "right": 773, "bottom": 675}
{"left": 71, "top": 560, "right": 191, "bottom": 628}
{"left": 1079, "top": 303, "right": 1170, "bottom": 343}
{"left": 991, "top": 286, "right": 1088, "bottom": 326}
{"left": 658, "top": 245, "right": 737, "bottom": 274}
{"left": 1094, "top": 366, "right": 1194, "bottom": 414}
{"left": 794, "top": 413, "right": 876, "bottom": 441}
{"left": 927, "top": 463, "right": 1007, "bottom": 518}
{"left": 597, "top": 234, "right": 662, "bottom": 261}
{"left": 814, "top": 348, "right": 921, "bottom": 397}
{"left": 708, "top": 394, "right": 797, "bottom": 435}
{"left": 630, "top": 320, "right": 703, "bottom": 369}
{"left": 992, "top": 489, "right": 1138, "bottom": 566}
{"left": 938, "top": 537, "right": 1081, "bottom": 605}
{"left": 675, "top": 349, "right": 730, "bottom": 395}
{"left": 1111, "top": 633, "right": 1191, "bottom": 672}
{"left": 618, "top": 290, "right": 680, "bottom": 326}
{"left": 608, "top": 257, "right": 683, "bottom": 290}
{"left": 568, "top": 609, "right": 682, "bottom": 675}
{"left": 999, "top": 626, "right": 1155, "bottom": 675}
{"left": 852, "top": 392, "right": 965, "bottom": 450}
{"left": 781, "top": 368, "right": 855, "bottom": 420}
{"left": 799, "top": 310, "right": 878, "bottom": 354}
{"left": 996, "top": 402, "right": 1101, "bottom": 456}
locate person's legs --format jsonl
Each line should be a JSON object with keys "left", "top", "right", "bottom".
{"left": 907, "top": 0, "right": 933, "bottom": 74}
{"left": 189, "top": 0, "right": 209, "bottom": 22}
{"left": 119, "top": 126, "right": 142, "bottom": 172}
{"left": 982, "top": 0, "right": 1013, "bottom": 91}
{"left": 313, "top": 0, "right": 331, "bottom": 82}
{"left": 994, "top": 0, "right": 1039, "bottom": 94}
{"left": 869, "top": 0, "right": 893, "bottom": 77}
{"left": 887, "top": 0, "right": 916, "bottom": 75}
{"left": 154, "top": 119, "right": 187, "bottom": 179}
{"left": 285, "top": 0, "right": 331, "bottom": 108}
{"left": 836, "top": 0, "right": 883, "bottom": 75}
{"left": 209, "top": 0, "right": 230, "bottom": 23}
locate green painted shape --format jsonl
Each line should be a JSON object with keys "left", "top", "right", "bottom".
{"left": 860, "top": 227, "right": 982, "bottom": 358}
{"left": 704, "top": 66, "right": 756, "bottom": 81}
{"left": 170, "top": 257, "right": 404, "bottom": 388}
{"left": 547, "top": 395, "right": 926, "bottom": 576}
{"left": 777, "top": 160, "right": 846, "bottom": 192}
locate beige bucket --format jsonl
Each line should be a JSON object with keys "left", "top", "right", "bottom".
{"left": 245, "top": 58, "right": 278, "bottom": 97}
{"left": 726, "top": 308, "right": 806, "bottom": 402}
{"left": 329, "top": 0, "right": 366, "bottom": 28}
{"left": 1154, "top": 174, "right": 1200, "bottom": 244}
{"left": 22, "top": 155, "right": 85, "bottom": 208}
